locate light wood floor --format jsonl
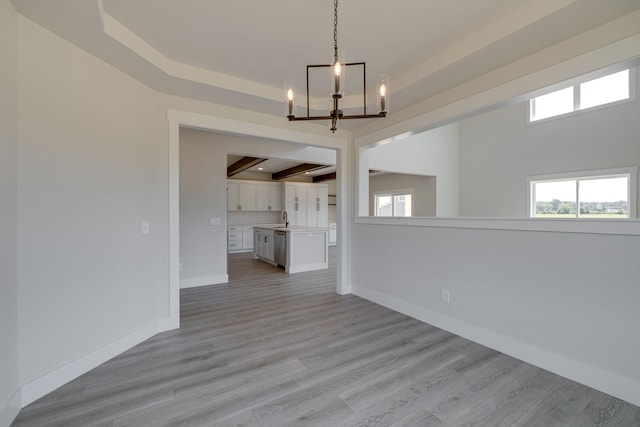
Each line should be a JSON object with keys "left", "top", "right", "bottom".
{"left": 13, "top": 249, "right": 640, "bottom": 426}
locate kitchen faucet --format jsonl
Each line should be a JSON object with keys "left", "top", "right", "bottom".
{"left": 283, "top": 211, "right": 289, "bottom": 228}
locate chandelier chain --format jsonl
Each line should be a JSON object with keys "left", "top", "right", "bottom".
{"left": 333, "top": 0, "right": 338, "bottom": 60}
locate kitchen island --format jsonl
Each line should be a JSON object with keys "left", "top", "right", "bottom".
{"left": 253, "top": 225, "right": 329, "bottom": 274}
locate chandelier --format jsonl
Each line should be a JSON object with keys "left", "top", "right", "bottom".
{"left": 285, "top": 0, "right": 388, "bottom": 133}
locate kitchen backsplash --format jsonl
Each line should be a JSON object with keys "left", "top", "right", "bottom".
{"left": 228, "top": 211, "right": 282, "bottom": 225}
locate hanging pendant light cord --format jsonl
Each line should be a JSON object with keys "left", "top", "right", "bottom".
{"left": 333, "top": 0, "right": 339, "bottom": 62}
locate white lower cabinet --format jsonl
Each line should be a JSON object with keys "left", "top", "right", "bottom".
{"left": 254, "top": 229, "right": 275, "bottom": 262}
{"left": 242, "top": 226, "right": 254, "bottom": 249}
{"left": 228, "top": 226, "right": 243, "bottom": 252}
{"left": 253, "top": 226, "right": 329, "bottom": 274}
{"left": 228, "top": 225, "right": 254, "bottom": 253}
{"left": 329, "top": 223, "right": 337, "bottom": 245}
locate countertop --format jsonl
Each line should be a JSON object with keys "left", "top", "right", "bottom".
{"left": 253, "top": 224, "right": 329, "bottom": 232}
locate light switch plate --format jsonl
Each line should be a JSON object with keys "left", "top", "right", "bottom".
{"left": 141, "top": 221, "right": 150, "bottom": 235}
{"left": 209, "top": 217, "right": 221, "bottom": 226}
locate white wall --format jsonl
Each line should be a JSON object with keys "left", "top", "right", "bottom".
{"left": 179, "top": 130, "right": 229, "bottom": 287}
{"left": 0, "top": 0, "right": 20, "bottom": 424}
{"left": 179, "top": 128, "right": 337, "bottom": 288}
{"left": 228, "top": 211, "right": 282, "bottom": 226}
{"left": 458, "top": 68, "right": 640, "bottom": 218}
{"left": 351, "top": 222, "right": 640, "bottom": 406}
{"left": 17, "top": 15, "right": 169, "bottom": 400}
{"left": 367, "top": 124, "right": 459, "bottom": 216}
{"left": 351, "top": 33, "right": 640, "bottom": 407}
{"left": 369, "top": 173, "right": 436, "bottom": 217}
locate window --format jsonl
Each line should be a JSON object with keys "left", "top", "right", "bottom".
{"left": 529, "top": 69, "right": 632, "bottom": 122}
{"left": 527, "top": 168, "right": 637, "bottom": 219}
{"left": 374, "top": 191, "right": 413, "bottom": 217}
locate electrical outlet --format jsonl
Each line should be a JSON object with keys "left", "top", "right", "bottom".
{"left": 141, "top": 221, "right": 150, "bottom": 235}
{"left": 441, "top": 289, "right": 450, "bottom": 304}
{"left": 209, "top": 217, "right": 221, "bottom": 226}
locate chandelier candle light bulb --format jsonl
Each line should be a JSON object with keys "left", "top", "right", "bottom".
{"left": 284, "top": 80, "right": 296, "bottom": 117}
{"left": 333, "top": 61, "right": 342, "bottom": 94}
{"left": 377, "top": 74, "right": 389, "bottom": 113}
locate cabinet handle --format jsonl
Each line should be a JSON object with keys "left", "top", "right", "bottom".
{"left": 317, "top": 203, "right": 320, "bottom": 211}
{"left": 237, "top": 205, "right": 241, "bottom": 211}
{"left": 268, "top": 205, "right": 271, "bottom": 211}
{"left": 295, "top": 203, "right": 298, "bottom": 211}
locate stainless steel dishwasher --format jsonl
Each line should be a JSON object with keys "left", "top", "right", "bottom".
{"left": 274, "top": 231, "right": 287, "bottom": 267}
{"left": 273, "top": 231, "right": 287, "bottom": 267}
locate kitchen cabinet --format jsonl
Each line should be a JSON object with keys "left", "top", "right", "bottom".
{"left": 228, "top": 226, "right": 243, "bottom": 252}
{"left": 228, "top": 225, "right": 254, "bottom": 253}
{"left": 305, "top": 185, "right": 328, "bottom": 227}
{"left": 237, "top": 183, "right": 257, "bottom": 211}
{"left": 227, "top": 182, "right": 239, "bottom": 212}
{"left": 254, "top": 228, "right": 274, "bottom": 262}
{"left": 254, "top": 225, "right": 328, "bottom": 273}
{"left": 242, "top": 226, "right": 254, "bottom": 249}
{"left": 228, "top": 181, "right": 257, "bottom": 211}
{"left": 256, "top": 182, "right": 282, "bottom": 212}
{"left": 329, "top": 223, "right": 337, "bottom": 246}
{"left": 283, "top": 182, "right": 328, "bottom": 227}
{"left": 228, "top": 180, "right": 282, "bottom": 212}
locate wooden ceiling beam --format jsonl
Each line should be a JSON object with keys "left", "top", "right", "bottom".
{"left": 227, "top": 156, "right": 267, "bottom": 177}
{"left": 313, "top": 172, "right": 336, "bottom": 183}
{"left": 272, "top": 163, "right": 327, "bottom": 181}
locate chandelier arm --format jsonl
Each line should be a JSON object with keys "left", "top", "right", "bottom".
{"left": 339, "top": 113, "right": 387, "bottom": 119}
{"left": 288, "top": 113, "right": 385, "bottom": 122}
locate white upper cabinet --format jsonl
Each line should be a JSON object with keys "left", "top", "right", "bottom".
{"left": 282, "top": 182, "right": 329, "bottom": 227}
{"left": 284, "top": 182, "right": 307, "bottom": 203}
{"left": 228, "top": 180, "right": 326, "bottom": 221}
{"left": 237, "top": 183, "right": 257, "bottom": 211}
{"left": 228, "top": 180, "right": 282, "bottom": 212}
{"left": 227, "top": 181, "right": 239, "bottom": 211}
{"left": 256, "top": 182, "right": 282, "bottom": 212}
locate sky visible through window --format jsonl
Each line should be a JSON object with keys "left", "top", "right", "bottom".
{"left": 530, "top": 69, "right": 631, "bottom": 122}
{"left": 580, "top": 70, "right": 629, "bottom": 109}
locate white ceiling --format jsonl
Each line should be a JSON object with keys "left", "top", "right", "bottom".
{"left": 12, "top": 0, "right": 640, "bottom": 130}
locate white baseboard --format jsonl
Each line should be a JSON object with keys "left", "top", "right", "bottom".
{"left": 180, "top": 274, "right": 228, "bottom": 289}
{"left": 351, "top": 284, "right": 640, "bottom": 408}
{"left": 0, "top": 388, "right": 21, "bottom": 427}
{"left": 157, "top": 315, "right": 180, "bottom": 331}
{"left": 20, "top": 318, "right": 175, "bottom": 407}
{"left": 286, "top": 263, "right": 328, "bottom": 274}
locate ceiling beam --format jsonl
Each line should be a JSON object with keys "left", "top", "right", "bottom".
{"left": 227, "top": 156, "right": 267, "bottom": 177}
{"left": 272, "top": 163, "right": 327, "bottom": 181}
{"left": 313, "top": 172, "right": 336, "bottom": 183}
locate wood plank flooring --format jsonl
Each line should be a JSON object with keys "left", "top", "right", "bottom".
{"left": 13, "top": 249, "right": 640, "bottom": 426}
